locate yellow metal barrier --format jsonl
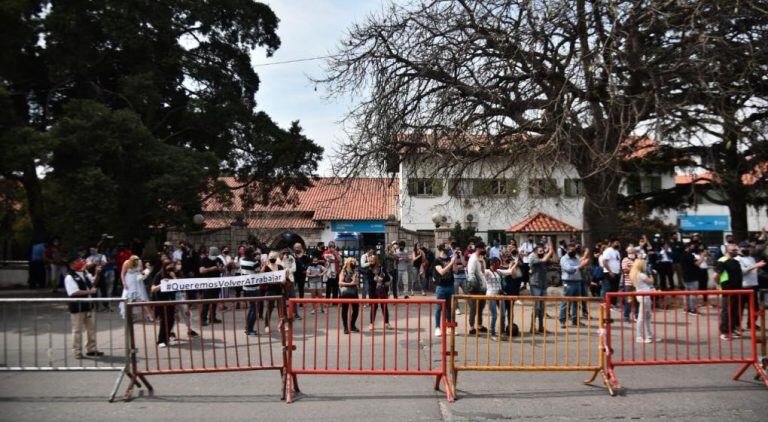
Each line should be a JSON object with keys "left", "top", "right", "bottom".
{"left": 449, "top": 295, "right": 613, "bottom": 397}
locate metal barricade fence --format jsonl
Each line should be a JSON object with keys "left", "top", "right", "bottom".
{"left": 604, "top": 289, "right": 768, "bottom": 391}
{"left": 284, "top": 298, "right": 454, "bottom": 403}
{"left": 0, "top": 298, "right": 129, "bottom": 401}
{"left": 449, "top": 295, "right": 611, "bottom": 397}
{"left": 123, "top": 296, "right": 287, "bottom": 400}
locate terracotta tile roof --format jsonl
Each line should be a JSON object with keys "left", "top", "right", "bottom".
{"left": 203, "top": 214, "right": 321, "bottom": 230}
{"left": 203, "top": 177, "right": 399, "bottom": 225}
{"left": 505, "top": 212, "right": 581, "bottom": 233}
{"left": 620, "top": 136, "right": 657, "bottom": 160}
{"left": 675, "top": 165, "right": 765, "bottom": 186}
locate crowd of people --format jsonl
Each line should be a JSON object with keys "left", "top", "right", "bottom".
{"left": 34, "top": 228, "right": 768, "bottom": 358}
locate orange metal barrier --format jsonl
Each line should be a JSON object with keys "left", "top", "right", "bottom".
{"left": 123, "top": 296, "right": 287, "bottom": 400}
{"left": 284, "top": 298, "right": 454, "bottom": 403}
{"left": 449, "top": 295, "right": 611, "bottom": 397}
{"left": 605, "top": 289, "right": 768, "bottom": 392}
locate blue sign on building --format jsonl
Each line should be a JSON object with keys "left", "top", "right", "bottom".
{"left": 678, "top": 215, "right": 729, "bottom": 232}
{"left": 331, "top": 220, "right": 386, "bottom": 233}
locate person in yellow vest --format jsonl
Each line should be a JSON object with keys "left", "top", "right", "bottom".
{"left": 713, "top": 245, "right": 743, "bottom": 340}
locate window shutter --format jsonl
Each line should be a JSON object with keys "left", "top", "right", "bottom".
{"left": 431, "top": 179, "right": 443, "bottom": 196}
{"left": 407, "top": 180, "right": 418, "bottom": 196}
{"left": 650, "top": 176, "right": 662, "bottom": 192}
{"left": 505, "top": 179, "right": 519, "bottom": 196}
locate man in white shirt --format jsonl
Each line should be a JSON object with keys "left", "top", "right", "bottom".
{"left": 489, "top": 241, "right": 501, "bottom": 260}
{"left": 519, "top": 234, "right": 537, "bottom": 290}
{"left": 599, "top": 240, "right": 622, "bottom": 307}
{"left": 64, "top": 257, "right": 104, "bottom": 359}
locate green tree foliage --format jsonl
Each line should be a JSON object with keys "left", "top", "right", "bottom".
{"left": 449, "top": 222, "right": 477, "bottom": 248}
{"left": 0, "top": 0, "right": 323, "bottom": 246}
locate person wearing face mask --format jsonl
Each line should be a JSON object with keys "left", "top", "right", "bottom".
{"left": 519, "top": 234, "right": 537, "bottom": 291}
{"left": 263, "top": 251, "right": 288, "bottom": 334}
{"left": 150, "top": 262, "right": 179, "bottom": 348}
{"left": 199, "top": 246, "right": 225, "bottom": 325}
{"left": 559, "top": 244, "right": 591, "bottom": 329}
{"left": 466, "top": 242, "right": 488, "bottom": 335}
{"left": 293, "top": 243, "right": 310, "bottom": 301}
{"left": 735, "top": 241, "right": 765, "bottom": 330}
{"left": 451, "top": 242, "right": 467, "bottom": 315}
{"left": 485, "top": 257, "right": 517, "bottom": 341}
{"left": 323, "top": 243, "right": 341, "bottom": 301}
{"left": 528, "top": 239, "right": 554, "bottom": 334}
{"left": 339, "top": 258, "right": 361, "bottom": 334}
{"left": 620, "top": 245, "right": 638, "bottom": 322}
{"left": 680, "top": 242, "right": 704, "bottom": 315}
{"left": 394, "top": 241, "right": 411, "bottom": 299}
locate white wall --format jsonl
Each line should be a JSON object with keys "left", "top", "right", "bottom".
{"left": 398, "top": 161, "right": 585, "bottom": 238}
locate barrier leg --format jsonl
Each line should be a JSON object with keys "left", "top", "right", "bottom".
{"left": 109, "top": 365, "right": 128, "bottom": 402}
{"left": 753, "top": 362, "right": 768, "bottom": 388}
{"left": 733, "top": 362, "right": 751, "bottom": 381}
{"left": 602, "top": 369, "right": 615, "bottom": 396}
{"left": 583, "top": 369, "right": 599, "bottom": 385}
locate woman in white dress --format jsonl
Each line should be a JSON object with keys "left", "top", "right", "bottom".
{"left": 120, "top": 255, "right": 151, "bottom": 319}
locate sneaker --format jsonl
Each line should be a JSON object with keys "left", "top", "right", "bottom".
{"left": 635, "top": 337, "right": 645, "bottom": 343}
{"left": 168, "top": 339, "right": 177, "bottom": 346}
{"left": 686, "top": 310, "right": 698, "bottom": 316}
{"left": 731, "top": 332, "right": 741, "bottom": 339}
{"left": 343, "top": 329, "right": 350, "bottom": 334}
{"left": 490, "top": 335, "right": 499, "bottom": 341}
{"left": 74, "top": 353, "right": 84, "bottom": 359}
{"left": 720, "top": 334, "right": 731, "bottom": 341}
{"left": 434, "top": 328, "right": 442, "bottom": 337}
{"left": 469, "top": 328, "right": 477, "bottom": 335}
{"left": 645, "top": 337, "right": 658, "bottom": 343}
{"left": 310, "top": 309, "right": 315, "bottom": 315}
{"left": 158, "top": 342, "right": 168, "bottom": 348}
{"left": 264, "top": 326, "right": 271, "bottom": 334}
{"left": 456, "top": 309, "right": 463, "bottom": 315}
{"left": 188, "top": 330, "right": 199, "bottom": 338}
{"left": 350, "top": 327, "right": 359, "bottom": 333}
{"left": 169, "top": 332, "right": 177, "bottom": 339}
{"left": 246, "top": 331, "right": 259, "bottom": 337}
{"left": 560, "top": 322, "right": 566, "bottom": 329}
{"left": 384, "top": 323, "right": 391, "bottom": 329}
{"left": 536, "top": 327, "right": 545, "bottom": 334}
{"left": 478, "top": 326, "right": 488, "bottom": 333}
{"left": 85, "top": 351, "right": 105, "bottom": 357}
{"left": 572, "top": 321, "right": 586, "bottom": 327}
{"left": 421, "top": 291, "right": 426, "bottom": 296}
{"left": 211, "top": 318, "right": 222, "bottom": 324}
{"left": 404, "top": 295, "right": 410, "bottom": 299}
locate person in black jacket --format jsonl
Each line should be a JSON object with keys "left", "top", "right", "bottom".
{"left": 364, "top": 255, "right": 391, "bottom": 329}
{"left": 64, "top": 256, "right": 104, "bottom": 359}
{"left": 151, "top": 261, "right": 178, "bottom": 348}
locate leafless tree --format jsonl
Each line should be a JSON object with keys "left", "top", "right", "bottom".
{"left": 319, "top": 0, "right": 696, "bottom": 245}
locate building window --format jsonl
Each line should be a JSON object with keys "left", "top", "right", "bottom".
{"left": 563, "top": 178, "right": 584, "bottom": 197}
{"left": 473, "top": 179, "right": 519, "bottom": 197}
{"left": 626, "top": 175, "right": 662, "bottom": 195}
{"left": 448, "top": 179, "right": 473, "bottom": 197}
{"left": 528, "top": 178, "right": 560, "bottom": 197}
{"left": 407, "top": 178, "right": 443, "bottom": 197}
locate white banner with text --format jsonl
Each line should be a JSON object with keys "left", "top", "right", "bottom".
{"left": 160, "top": 270, "right": 285, "bottom": 292}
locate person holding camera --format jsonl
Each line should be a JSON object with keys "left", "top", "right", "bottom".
{"left": 64, "top": 256, "right": 104, "bottom": 359}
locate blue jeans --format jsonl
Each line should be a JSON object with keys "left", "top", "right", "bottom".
{"left": 530, "top": 286, "right": 547, "bottom": 328}
{"left": 434, "top": 285, "right": 454, "bottom": 328}
{"left": 244, "top": 289, "right": 265, "bottom": 334}
{"left": 684, "top": 281, "right": 698, "bottom": 312}
{"left": 559, "top": 282, "right": 581, "bottom": 323}
{"left": 489, "top": 299, "right": 500, "bottom": 335}
{"left": 622, "top": 285, "right": 638, "bottom": 321}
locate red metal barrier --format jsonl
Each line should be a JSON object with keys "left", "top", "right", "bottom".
{"left": 605, "top": 289, "right": 768, "bottom": 391}
{"left": 284, "top": 298, "right": 454, "bottom": 403}
{"left": 123, "top": 296, "right": 287, "bottom": 400}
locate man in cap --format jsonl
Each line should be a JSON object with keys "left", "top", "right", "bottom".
{"left": 64, "top": 255, "right": 104, "bottom": 359}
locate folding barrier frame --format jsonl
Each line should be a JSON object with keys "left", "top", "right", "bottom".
{"left": 284, "top": 298, "right": 454, "bottom": 403}
{"left": 449, "top": 294, "right": 612, "bottom": 397}
{"left": 122, "top": 296, "right": 288, "bottom": 400}
{"left": 0, "top": 298, "right": 128, "bottom": 401}
{"left": 604, "top": 289, "right": 768, "bottom": 392}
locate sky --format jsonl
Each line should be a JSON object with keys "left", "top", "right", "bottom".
{"left": 251, "top": 1, "right": 392, "bottom": 175}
